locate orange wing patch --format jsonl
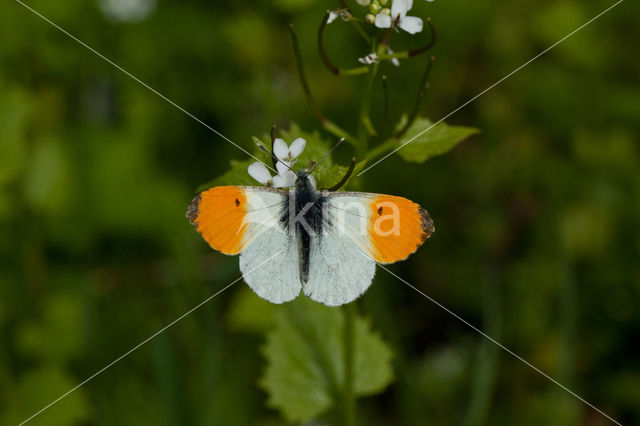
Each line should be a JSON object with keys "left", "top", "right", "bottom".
{"left": 187, "top": 186, "right": 248, "bottom": 255}
{"left": 367, "top": 195, "right": 434, "bottom": 264}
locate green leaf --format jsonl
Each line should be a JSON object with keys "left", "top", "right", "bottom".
{"left": 260, "top": 298, "right": 394, "bottom": 423}
{"left": 396, "top": 117, "right": 480, "bottom": 163}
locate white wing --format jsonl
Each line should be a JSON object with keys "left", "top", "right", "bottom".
{"left": 239, "top": 188, "right": 301, "bottom": 304}
{"left": 302, "top": 195, "right": 376, "bottom": 306}
{"left": 302, "top": 190, "right": 434, "bottom": 306}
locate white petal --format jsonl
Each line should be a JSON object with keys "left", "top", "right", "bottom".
{"left": 387, "top": 46, "right": 400, "bottom": 67}
{"left": 307, "top": 174, "right": 317, "bottom": 189}
{"left": 399, "top": 15, "right": 423, "bottom": 34}
{"left": 328, "top": 11, "right": 338, "bottom": 24}
{"left": 374, "top": 14, "right": 391, "bottom": 28}
{"left": 391, "top": 0, "right": 412, "bottom": 19}
{"left": 248, "top": 162, "right": 272, "bottom": 185}
{"left": 272, "top": 171, "right": 297, "bottom": 188}
{"left": 358, "top": 53, "right": 379, "bottom": 64}
{"left": 289, "top": 138, "right": 306, "bottom": 158}
{"left": 276, "top": 160, "right": 294, "bottom": 175}
{"left": 273, "top": 138, "right": 288, "bottom": 160}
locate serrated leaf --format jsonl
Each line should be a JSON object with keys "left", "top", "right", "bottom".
{"left": 260, "top": 298, "right": 394, "bottom": 423}
{"left": 396, "top": 117, "right": 479, "bottom": 163}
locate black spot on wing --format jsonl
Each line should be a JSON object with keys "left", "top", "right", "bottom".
{"left": 186, "top": 194, "right": 201, "bottom": 227}
{"left": 418, "top": 206, "right": 435, "bottom": 242}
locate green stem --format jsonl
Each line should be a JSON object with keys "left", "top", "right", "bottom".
{"left": 364, "top": 137, "right": 396, "bottom": 161}
{"left": 380, "top": 74, "right": 389, "bottom": 136}
{"left": 343, "top": 303, "right": 356, "bottom": 426}
{"left": 357, "top": 60, "right": 379, "bottom": 157}
{"left": 396, "top": 56, "right": 435, "bottom": 138}
{"left": 349, "top": 20, "right": 371, "bottom": 44}
{"left": 462, "top": 271, "right": 501, "bottom": 426}
{"left": 558, "top": 261, "right": 578, "bottom": 422}
{"left": 318, "top": 12, "right": 369, "bottom": 76}
{"left": 288, "top": 23, "right": 357, "bottom": 145}
{"left": 336, "top": 0, "right": 370, "bottom": 43}
{"left": 340, "top": 66, "right": 370, "bottom": 76}
{"left": 377, "top": 51, "right": 410, "bottom": 61}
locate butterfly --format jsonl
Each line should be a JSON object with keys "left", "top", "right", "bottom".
{"left": 186, "top": 139, "right": 434, "bottom": 306}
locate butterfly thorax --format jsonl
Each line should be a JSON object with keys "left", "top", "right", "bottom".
{"left": 280, "top": 171, "right": 325, "bottom": 284}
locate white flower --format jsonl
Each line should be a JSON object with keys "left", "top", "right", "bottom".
{"left": 375, "top": 0, "right": 423, "bottom": 34}
{"left": 273, "top": 137, "right": 306, "bottom": 174}
{"left": 387, "top": 46, "right": 400, "bottom": 66}
{"left": 328, "top": 9, "right": 351, "bottom": 24}
{"left": 273, "top": 170, "right": 297, "bottom": 188}
{"left": 248, "top": 162, "right": 297, "bottom": 188}
{"left": 358, "top": 53, "right": 379, "bottom": 65}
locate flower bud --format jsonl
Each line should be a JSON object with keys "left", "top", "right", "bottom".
{"left": 379, "top": 0, "right": 389, "bottom": 5}
{"left": 369, "top": 1, "right": 381, "bottom": 14}
{"left": 365, "top": 13, "right": 376, "bottom": 24}
{"left": 380, "top": 7, "right": 391, "bottom": 16}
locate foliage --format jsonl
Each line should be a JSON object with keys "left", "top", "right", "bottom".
{"left": 395, "top": 117, "right": 480, "bottom": 163}
{"left": 0, "top": 0, "right": 638, "bottom": 425}
{"left": 260, "top": 298, "right": 393, "bottom": 423}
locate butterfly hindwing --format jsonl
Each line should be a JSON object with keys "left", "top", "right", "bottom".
{"left": 303, "top": 223, "right": 376, "bottom": 306}
{"left": 239, "top": 221, "right": 301, "bottom": 304}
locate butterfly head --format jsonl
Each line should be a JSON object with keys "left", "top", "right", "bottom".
{"left": 295, "top": 169, "right": 312, "bottom": 188}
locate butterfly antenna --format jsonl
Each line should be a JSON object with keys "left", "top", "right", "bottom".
{"left": 309, "top": 138, "right": 344, "bottom": 174}
{"left": 325, "top": 157, "right": 356, "bottom": 191}
{"left": 270, "top": 125, "right": 279, "bottom": 170}
{"left": 255, "top": 142, "right": 295, "bottom": 173}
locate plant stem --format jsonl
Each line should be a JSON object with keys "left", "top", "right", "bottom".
{"left": 343, "top": 302, "right": 356, "bottom": 426}
{"left": 289, "top": 23, "right": 357, "bottom": 145}
{"left": 357, "top": 61, "right": 379, "bottom": 158}
{"left": 462, "top": 271, "right": 501, "bottom": 426}
{"left": 396, "top": 56, "right": 435, "bottom": 138}
{"left": 364, "top": 137, "right": 396, "bottom": 161}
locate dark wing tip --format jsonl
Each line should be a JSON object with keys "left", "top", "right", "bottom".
{"left": 418, "top": 206, "right": 435, "bottom": 242}
{"left": 186, "top": 194, "right": 202, "bottom": 226}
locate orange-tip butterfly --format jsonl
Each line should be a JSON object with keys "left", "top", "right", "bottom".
{"left": 187, "top": 137, "right": 434, "bottom": 306}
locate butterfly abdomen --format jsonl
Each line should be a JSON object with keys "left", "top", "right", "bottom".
{"left": 280, "top": 181, "right": 325, "bottom": 284}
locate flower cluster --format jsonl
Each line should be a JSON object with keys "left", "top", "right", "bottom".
{"left": 248, "top": 137, "right": 316, "bottom": 189}
{"left": 331, "top": 0, "right": 425, "bottom": 35}
{"left": 327, "top": 0, "right": 434, "bottom": 69}
{"left": 372, "top": 0, "right": 423, "bottom": 34}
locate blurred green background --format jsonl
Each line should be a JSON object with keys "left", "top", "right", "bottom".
{"left": 1, "top": 0, "right": 638, "bottom": 425}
